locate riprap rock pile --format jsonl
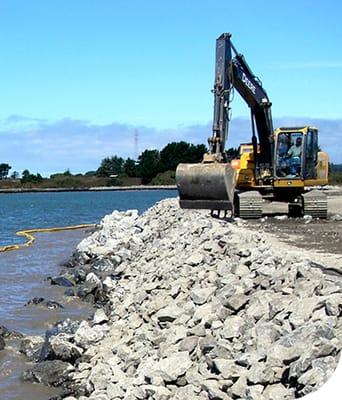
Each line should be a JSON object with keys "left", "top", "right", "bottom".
{"left": 30, "top": 199, "right": 342, "bottom": 399}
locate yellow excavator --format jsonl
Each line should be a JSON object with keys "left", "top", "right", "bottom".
{"left": 176, "top": 33, "right": 329, "bottom": 218}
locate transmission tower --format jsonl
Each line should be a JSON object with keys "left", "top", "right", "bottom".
{"left": 134, "top": 129, "right": 139, "bottom": 161}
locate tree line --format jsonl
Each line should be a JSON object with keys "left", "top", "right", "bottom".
{"left": 95, "top": 141, "right": 207, "bottom": 183}
{"left": 3, "top": 142, "right": 341, "bottom": 187}
{"left": 0, "top": 141, "right": 208, "bottom": 185}
{"left": 0, "top": 163, "right": 43, "bottom": 183}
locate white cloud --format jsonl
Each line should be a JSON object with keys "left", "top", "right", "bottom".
{"left": 0, "top": 115, "right": 341, "bottom": 176}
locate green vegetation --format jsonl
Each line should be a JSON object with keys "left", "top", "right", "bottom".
{"left": 138, "top": 149, "right": 161, "bottom": 184}
{"left": 2, "top": 141, "right": 340, "bottom": 189}
{"left": 151, "top": 170, "right": 176, "bottom": 185}
{"left": 226, "top": 147, "right": 240, "bottom": 161}
{"left": 0, "top": 163, "right": 11, "bottom": 179}
{"left": 0, "top": 140, "right": 207, "bottom": 189}
{"left": 159, "top": 142, "right": 206, "bottom": 172}
{"left": 93, "top": 141, "right": 208, "bottom": 185}
{"left": 329, "top": 173, "right": 342, "bottom": 184}
{"left": 21, "top": 169, "right": 43, "bottom": 185}
{"left": 96, "top": 156, "right": 125, "bottom": 177}
{"left": 329, "top": 163, "right": 342, "bottom": 184}
{"left": 123, "top": 158, "right": 137, "bottom": 177}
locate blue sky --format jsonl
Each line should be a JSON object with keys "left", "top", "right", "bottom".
{"left": 0, "top": 0, "right": 341, "bottom": 175}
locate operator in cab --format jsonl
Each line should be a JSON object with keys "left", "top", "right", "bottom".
{"left": 287, "top": 136, "right": 302, "bottom": 176}
{"left": 287, "top": 137, "right": 302, "bottom": 158}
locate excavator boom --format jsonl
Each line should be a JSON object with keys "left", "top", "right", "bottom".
{"left": 176, "top": 33, "right": 329, "bottom": 218}
{"left": 176, "top": 33, "right": 267, "bottom": 213}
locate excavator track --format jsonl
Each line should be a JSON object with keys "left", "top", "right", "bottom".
{"left": 301, "top": 190, "right": 328, "bottom": 219}
{"left": 236, "top": 191, "right": 263, "bottom": 219}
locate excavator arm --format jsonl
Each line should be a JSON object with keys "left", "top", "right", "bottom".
{"left": 211, "top": 33, "right": 274, "bottom": 169}
{"left": 209, "top": 33, "right": 233, "bottom": 159}
{"left": 230, "top": 46, "right": 274, "bottom": 169}
{"left": 176, "top": 33, "right": 274, "bottom": 212}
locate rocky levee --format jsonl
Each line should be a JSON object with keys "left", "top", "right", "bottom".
{"left": 21, "top": 199, "right": 342, "bottom": 399}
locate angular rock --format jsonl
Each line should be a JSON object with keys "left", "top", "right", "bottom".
{"left": 190, "top": 287, "right": 216, "bottom": 305}
{"left": 178, "top": 336, "right": 198, "bottom": 353}
{"left": 298, "top": 356, "right": 337, "bottom": 389}
{"left": 142, "top": 384, "right": 171, "bottom": 399}
{"left": 103, "top": 276, "right": 116, "bottom": 292}
{"left": 155, "top": 304, "right": 183, "bottom": 322}
{"left": 50, "top": 333, "right": 83, "bottom": 361}
{"left": 198, "top": 336, "right": 217, "bottom": 354}
{"left": 38, "top": 319, "right": 81, "bottom": 361}
{"left": 93, "top": 309, "right": 109, "bottom": 325}
{"left": 202, "top": 379, "right": 229, "bottom": 400}
{"left": 213, "top": 359, "right": 246, "bottom": 380}
{"left": 89, "top": 363, "right": 112, "bottom": 391}
{"left": 106, "top": 382, "right": 125, "bottom": 398}
{"left": 187, "top": 253, "right": 204, "bottom": 266}
{"left": 247, "top": 362, "right": 275, "bottom": 385}
{"left": 153, "top": 352, "right": 192, "bottom": 382}
{"left": 223, "top": 293, "right": 249, "bottom": 311}
{"left": 49, "top": 275, "right": 75, "bottom": 287}
{"left": 20, "top": 335, "right": 44, "bottom": 360}
{"left": 221, "top": 316, "right": 245, "bottom": 339}
{"left": 86, "top": 272, "right": 102, "bottom": 288}
{"left": 230, "top": 375, "right": 247, "bottom": 398}
{"left": 262, "top": 383, "right": 293, "bottom": 400}
{"left": 22, "top": 360, "right": 74, "bottom": 386}
{"left": 74, "top": 321, "right": 104, "bottom": 348}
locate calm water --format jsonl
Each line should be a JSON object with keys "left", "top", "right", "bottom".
{"left": 0, "top": 190, "right": 177, "bottom": 400}
{"left": 0, "top": 190, "right": 177, "bottom": 246}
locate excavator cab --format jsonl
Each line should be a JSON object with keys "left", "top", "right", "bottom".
{"left": 273, "top": 126, "right": 328, "bottom": 187}
{"left": 275, "top": 130, "right": 305, "bottom": 179}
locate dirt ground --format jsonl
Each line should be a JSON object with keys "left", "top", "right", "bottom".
{"left": 246, "top": 186, "right": 342, "bottom": 257}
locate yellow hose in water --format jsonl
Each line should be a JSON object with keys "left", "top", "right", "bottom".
{"left": 0, "top": 224, "right": 95, "bottom": 253}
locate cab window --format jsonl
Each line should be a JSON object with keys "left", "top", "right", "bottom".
{"left": 275, "top": 132, "right": 303, "bottom": 178}
{"left": 304, "top": 130, "right": 318, "bottom": 179}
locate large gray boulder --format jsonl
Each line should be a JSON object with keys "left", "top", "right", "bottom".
{"left": 22, "top": 360, "right": 74, "bottom": 386}
{"left": 20, "top": 335, "right": 44, "bottom": 360}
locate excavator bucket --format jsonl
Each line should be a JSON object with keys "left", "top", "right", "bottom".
{"left": 176, "top": 163, "right": 236, "bottom": 211}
